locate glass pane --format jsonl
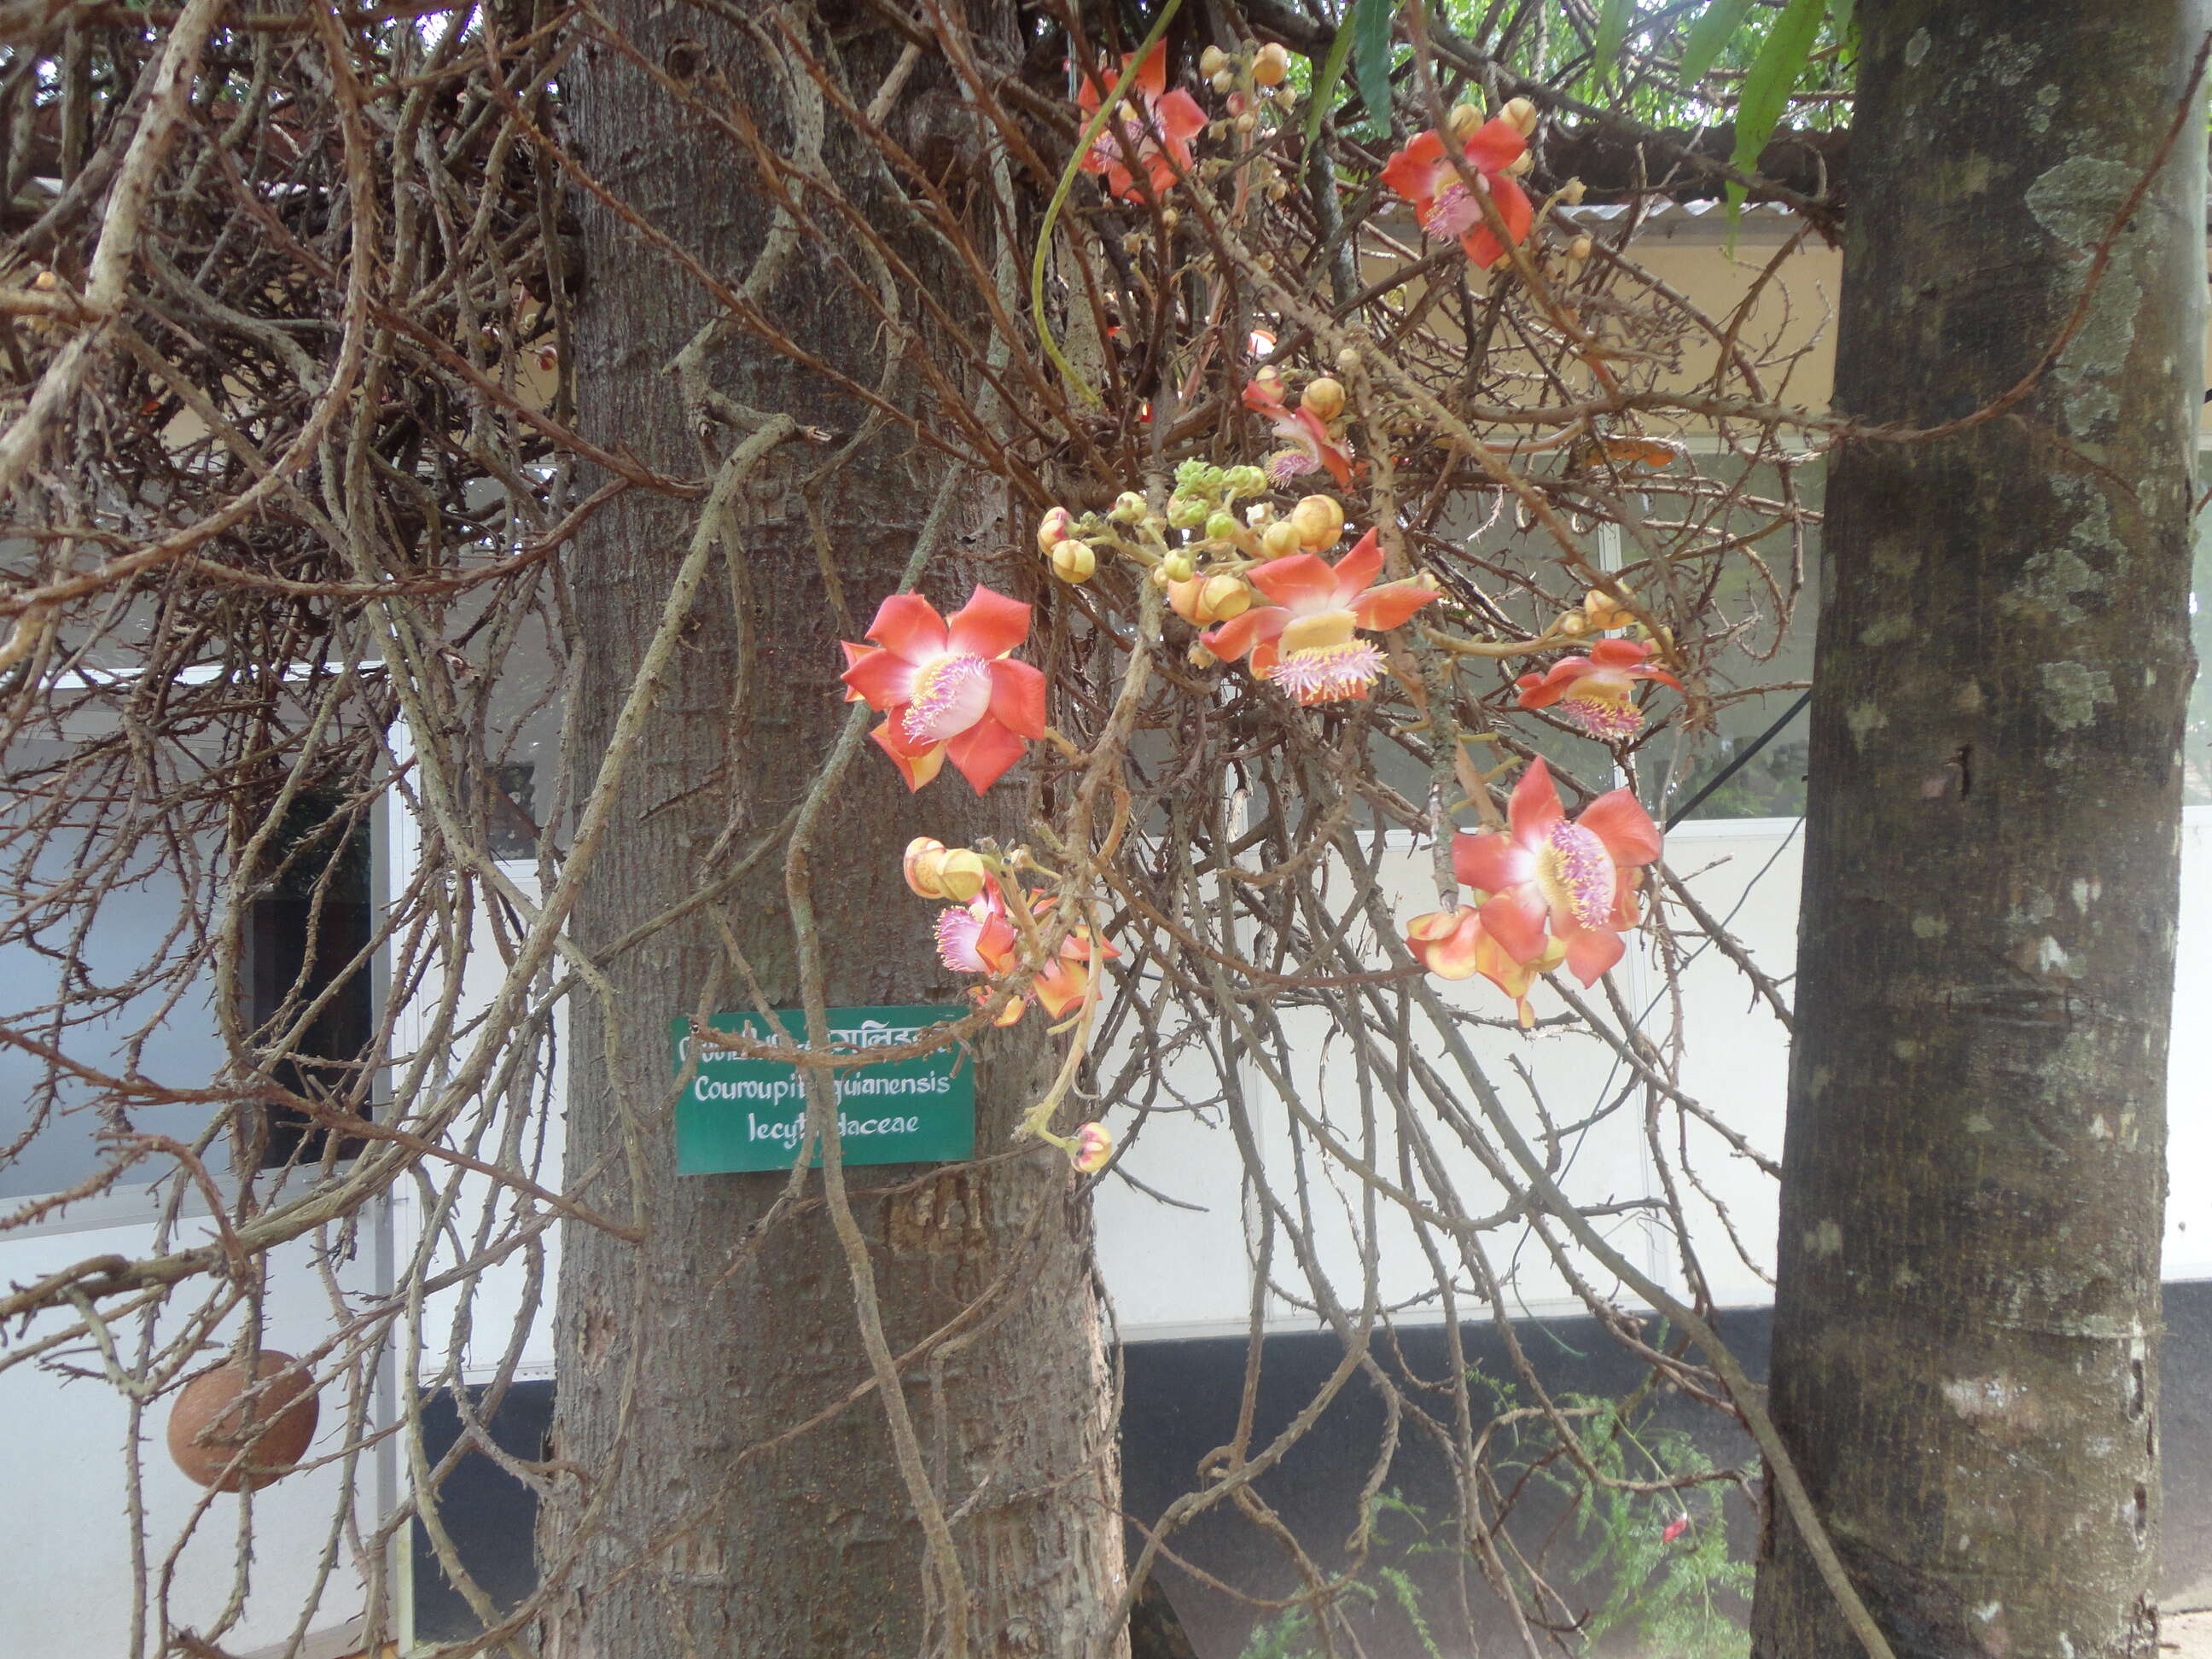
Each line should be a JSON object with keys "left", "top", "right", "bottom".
{"left": 1637, "top": 454, "right": 1822, "bottom": 824}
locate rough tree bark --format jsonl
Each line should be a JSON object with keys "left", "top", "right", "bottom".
{"left": 1753, "top": 5, "right": 2205, "bottom": 1658}
{"left": 537, "top": 6, "right": 1126, "bottom": 1656}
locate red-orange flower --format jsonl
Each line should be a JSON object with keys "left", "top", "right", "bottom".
{"left": 932, "top": 882, "right": 1119, "bottom": 1026}
{"left": 1516, "top": 637, "right": 1682, "bottom": 742}
{"left": 1379, "top": 119, "right": 1534, "bottom": 270}
{"left": 1452, "top": 758, "right": 1662, "bottom": 987}
{"left": 1243, "top": 375, "right": 1353, "bottom": 489}
{"left": 1075, "top": 40, "right": 1207, "bottom": 205}
{"left": 1198, "top": 529, "right": 1438, "bottom": 705}
{"left": 841, "top": 586, "right": 1046, "bottom": 793}
{"left": 1403, "top": 905, "right": 1565, "bottom": 1028}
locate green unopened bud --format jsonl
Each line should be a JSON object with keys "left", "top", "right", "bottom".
{"left": 1174, "top": 458, "right": 1213, "bottom": 488}
{"left": 1109, "top": 491, "right": 1148, "bottom": 524}
{"left": 1224, "top": 465, "right": 1268, "bottom": 498}
{"left": 1204, "top": 510, "right": 1242, "bottom": 542}
{"left": 1161, "top": 550, "right": 1197, "bottom": 583}
{"left": 1167, "top": 494, "right": 1209, "bottom": 530}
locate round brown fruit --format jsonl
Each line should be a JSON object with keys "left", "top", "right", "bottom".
{"left": 167, "top": 1351, "right": 320, "bottom": 1492}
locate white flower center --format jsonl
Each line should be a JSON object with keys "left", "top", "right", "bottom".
{"left": 903, "top": 653, "right": 992, "bottom": 742}
{"left": 1266, "top": 642, "right": 1386, "bottom": 706}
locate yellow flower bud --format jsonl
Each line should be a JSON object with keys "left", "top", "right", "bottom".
{"left": 1335, "top": 346, "right": 1361, "bottom": 373}
{"left": 1584, "top": 585, "right": 1635, "bottom": 630}
{"left": 1161, "top": 550, "right": 1197, "bottom": 584}
{"left": 903, "top": 836, "right": 950, "bottom": 899}
{"left": 1200, "top": 45, "right": 1228, "bottom": 79}
{"left": 936, "top": 848, "right": 988, "bottom": 903}
{"left": 1289, "top": 494, "right": 1345, "bottom": 550}
{"left": 1233, "top": 111, "right": 1257, "bottom": 135}
{"left": 1569, "top": 236, "right": 1593, "bottom": 261}
{"left": 1253, "top": 43, "right": 1291, "bottom": 86}
{"left": 1262, "top": 520, "right": 1302, "bottom": 558}
{"left": 1160, "top": 206, "right": 1180, "bottom": 230}
{"left": 1211, "top": 68, "right": 1235, "bottom": 94}
{"left": 1036, "top": 505, "right": 1073, "bottom": 553}
{"left": 1201, "top": 574, "right": 1254, "bottom": 621}
{"left": 1447, "top": 102, "right": 1481, "bottom": 141}
{"left": 1507, "top": 148, "right": 1534, "bottom": 177}
{"left": 1071, "top": 1121, "right": 1114, "bottom": 1173}
{"left": 1501, "top": 96, "right": 1539, "bottom": 136}
{"left": 1557, "top": 611, "right": 1590, "bottom": 638}
{"left": 1562, "top": 178, "right": 1587, "bottom": 205}
{"left": 1051, "top": 539, "right": 1097, "bottom": 584}
{"left": 1299, "top": 376, "right": 1346, "bottom": 421}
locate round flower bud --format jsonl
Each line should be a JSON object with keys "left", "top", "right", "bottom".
{"left": 1562, "top": 178, "right": 1587, "bottom": 205}
{"left": 1110, "top": 491, "right": 1149, "bottom": 524}
{"left": 1161, "top": 550, "right": 1197, "bottom": 584}
{"left": 1051, "top": 539, "right": 1097, "bottom": 584}
{"left": 1201, "top": 574, "right": 1254, "bottom": 621}
{"left": 1167, "top": 494, "right": 1209, "bottom": 530}
{"left": 1225, "top": 464, "right": 1268, "bottom": 498}
{"left": 1160, "top": 206, "right": 1180, "bottom": 230}
{"left": 1556, "top": 611, "right": 1590, "bottom": 637}
{"left": 1200, "top": 45, "right": 1228, "bottom": 79}
{"left": 1211, "top": 68, "right": 1235, "bottom": 94}
{"left": 1447, "top": 102, "right": 1481, "bottom": 141}
{"left": 1335, "top": 346, "right": 1361, "bottom": 373}
{"left": 1204, "top": 510, "right": 1242, "bottom": 543}
{"left": 1299, "top": 377, "right": 1346, "bottom": 421}
{"left": 903, "top": 836, "right": 951, "bottom": 899}
{"left": 1253, "top": 43, "right": 1291, "bottom": 86}
{"left": 1570, "top": 236, "right": 1593, "bottom": 261}
{"left": 1036, "top": 506, "right": 1074, "bottom": 553}
{"left": 1501, "top": 96, "right": 1539, "bottom": 136}
{"left": 1289, "top": 494, "right": 1345, "bottom": 550}
{"left": 1071, "top": 1121, "right": 1114, "bottom": 1173}
{"left": 1233, "top": 111, "right": 1257, "bottom": 135}
{"left": 1188, "top": 641, "right": 1216, "bottom": 668}
{"left": 1262, "top": 520, "right": 1303, "bottom": 557}
{"left": 936, "top": 848, "right": 988, "bottom": 903}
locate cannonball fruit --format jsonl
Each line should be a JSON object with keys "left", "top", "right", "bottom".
{"left": 166, "top": 1351, "right": 320, "bottom": 1492}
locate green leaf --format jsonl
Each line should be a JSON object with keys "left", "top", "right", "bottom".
{"left": 1726, "top": 0, "right": 1826, "bottom": 209}
{"left": 1303, "top": 4, "right": 1360, "bottom": 145}
{"left": 1677, "top": 0, "right": 1757, "bottom": 87}
{"left": 1351, "top": 0, "right": 1398, "bottom": 137}
{"left": 1590, "top": 0, "right": 1636, "bottom": 90}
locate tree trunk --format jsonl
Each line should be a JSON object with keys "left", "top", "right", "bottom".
{"left": 1753, "top": 6, "right": 2204, "bottom": 1658}
{"left": 537, "top": 8, "right": 1125, "bottom": 1656}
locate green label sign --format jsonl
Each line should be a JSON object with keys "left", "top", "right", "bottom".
{"left": 672, "top": 1007, "right": 975, "bottom": 1174}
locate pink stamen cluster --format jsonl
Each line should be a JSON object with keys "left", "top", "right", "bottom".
{"left": 1424, "top": 182, "right": 1482, "bottom": 240}
{"left": 1267, "top": 449, "right": 1313, "bottom": 486}
{"left": 1557, "top": 694, "right": 1646, "bottom": 742}
{"left": 902, "top": 654, "right": 987, "bottom": 742}
{"left": 1266, "top": 642, "right": 1386, "bottom": 706}
{"left": 1539, "top": 821, "right": 1614, "bottom": 929}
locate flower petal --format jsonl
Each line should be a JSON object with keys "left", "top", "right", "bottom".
{"left": 1464, "top": 115, "right": 1527, "bottom": 175}
{"left": 1380, "top": 131, "right": 1446, "bottom": 212}
{"left": 946, "top": 585, "right": 1032, "bottom": 660}
{"left": 1560, "top": 923, "right": 1625, "bottom": 987}
{"left": 1155, "top": 86, "right": 1208, "bottom": 143}
{"left": 1507, "top": 757, "right": 1566, "bottom": 843}
{"left": 1200, "top": 604, "right": 1290, "bottom": 662}
{"left": 865, "top": 592, "right": 948, "bottom": 662}
{"left": 1324, "top": 529, "right": 1377, "bottom": 599}
{"left": 1130, "top": 38, "right": 1167, "bottom": 99}
{"left": 1454, "top": 828, "right": 1530, "bottom": 896}
{"left": 987, "top": 658, "right": 1048, "bottom": 740}
{"left": 841, "top": 643, "right": 920, "bottom": 711}
{"left": 1479, "top": 884, "right": 1551, "bottom": 966}
{"left": 1350, "top": 579, "right": 1440, "bottom": 633}
{"left": 1576, "top": 788, "right": 1662, "bottom": 868}
{"left": 946, "top": 717, "right": 1027, "bottom": 794}
{"left": 871, "top": 720, "right": 945, "bottom": 790}
{"left": 1248, "top": 553, "right": 1343, "bottom": 612}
